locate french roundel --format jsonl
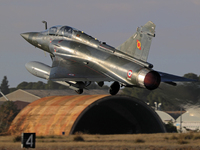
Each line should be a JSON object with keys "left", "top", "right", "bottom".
{"left": 127, "top": 70, "right": 132, "bottom": 78}
{"left": 137, "top": 40, "right": 141, "bottom": 50}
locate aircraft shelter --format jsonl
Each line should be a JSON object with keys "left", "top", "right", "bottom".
{"left": 9, "top": 95, "right": 166, "bottom": 135}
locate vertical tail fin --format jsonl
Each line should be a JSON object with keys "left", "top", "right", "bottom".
{"left": 116, "top": 21, "right": 156, "bottom": 62}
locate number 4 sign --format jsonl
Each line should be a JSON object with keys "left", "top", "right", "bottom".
{"left": 21, "top": 133, "right": 36, "bottom": 148}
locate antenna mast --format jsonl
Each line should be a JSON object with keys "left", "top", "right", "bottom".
{"left": 42, "top": 21, "right": 47, "bottom": 30}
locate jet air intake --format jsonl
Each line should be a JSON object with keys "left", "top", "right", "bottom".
{"left": 137, "top": 69, "right": 161, "bottom": 90}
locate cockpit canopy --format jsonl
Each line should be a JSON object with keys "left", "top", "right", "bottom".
{"left": 42, "top": 25, "right": 77, "bottom": 38}
{"left": 49, "top": 26, "right": 61, "bottom": 35}
{"left": 57, "top": 26, "right": 73, "bottom": 38}
{"left": 41, "top": 25, "right": 100, "bottom": 46}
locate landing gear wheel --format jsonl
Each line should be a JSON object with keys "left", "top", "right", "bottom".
{"left": 97, "top": 81, "right": 104, "bottom": 87}
{"left": 75, "top": 89, "right": 83, "bottom": 94}
{"left": 109, "top": 81, "right": 120, "bottom": 95}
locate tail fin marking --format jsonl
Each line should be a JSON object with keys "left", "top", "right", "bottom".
{"left": 116, "top": 21, "right": 156, "bottom": 62}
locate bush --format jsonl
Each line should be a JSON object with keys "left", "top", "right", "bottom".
{"left": 164, "top": 137, "right": 169, "bottom": 140}
{"left": 177, "top": 139, "right": 189, "bottom": 144}
{"left": 194, "top": 135, "right": 200, "bottom": 140}
{"left": 135, "top": 138, "right": 145, "bottom": 143}
{"left": 13, "top": 135, "right": 21, "bottom": 142}
{"left": 37, "top": 135, "right": 45, "bottom": 139}
{"left": 0, "top": 101, "right": 20, "bottom": 134}
{"left": 73, "top": 135, "right": 84, "bottom": 142}
{"left": 181, "top": 133, "right": 194, "bottom": 140}
{"left": 170, "top": 135, "right": 178, "bottom": 140}
{"left": 49, "top": 135, "right": 55, "bottom": 138}
{"left": 165, "top": 121, "right": 177, "bottom": 133}
{"left": 50, "top": 140, "right": 56, "bottom": 142}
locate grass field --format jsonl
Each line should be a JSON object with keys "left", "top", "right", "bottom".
{"left": 1, "top": 133, "right": 200, "bottom": 150}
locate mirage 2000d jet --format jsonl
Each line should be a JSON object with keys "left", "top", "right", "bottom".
{"left": 21, "top": 21, "right": 194, "bottom": 95}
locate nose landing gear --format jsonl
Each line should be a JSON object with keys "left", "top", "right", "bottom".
{"left": 75, "top": 89, "right": 83, "bottom": 94}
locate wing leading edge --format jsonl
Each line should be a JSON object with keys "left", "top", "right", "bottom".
{"left": 159, "top": 71, "right": 196, "bottom": 86}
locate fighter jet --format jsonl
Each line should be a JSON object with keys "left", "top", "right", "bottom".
{"left": 21, "top": 21, "right": 194, "bottom": 95}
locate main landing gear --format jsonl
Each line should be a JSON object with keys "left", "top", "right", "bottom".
{"left": 109, "top": 81, "right": 120, "bottom": 95}
{"left": 75, "top": 81, "right": 120, "bottom": 95}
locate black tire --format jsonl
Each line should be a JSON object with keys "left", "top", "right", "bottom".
{"left": 109, "top": 81, "right": 120, "bottom": 95}
{"left": 75, "top": 89, "right": 83, "bottom": 94}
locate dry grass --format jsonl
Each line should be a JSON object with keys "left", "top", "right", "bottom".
{"left": 0, "top": 133, "right": 200, "bottom": 150}
{"left": 170, "top": 135, "right": 178, "bottom": 140}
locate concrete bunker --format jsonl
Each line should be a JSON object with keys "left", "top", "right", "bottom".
{"left": 9, "top": 95, "right": 165, "bottom": 135}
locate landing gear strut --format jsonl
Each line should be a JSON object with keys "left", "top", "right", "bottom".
{"left": 109, "top": 81, "right": 120, "bottom": 95}
{"left": 75, "top": 89, "right": 83, "bottom": 94}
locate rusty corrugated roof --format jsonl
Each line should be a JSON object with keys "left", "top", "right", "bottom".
{"left": 9, "top": 95, "right": 108, "bottom": 135}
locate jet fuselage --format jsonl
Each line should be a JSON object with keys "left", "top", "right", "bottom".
{"left": 21, "top": 22, "right": 193, "bottom": 95}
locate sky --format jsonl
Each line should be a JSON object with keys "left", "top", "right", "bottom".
{"left": 0, "top": 0, "right": 200, "bottom": 87}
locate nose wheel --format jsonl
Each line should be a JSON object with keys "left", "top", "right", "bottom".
{"left": 109, "top": 81, "right": 120, "bottom": 95}
{"left": 75, "top": 89, "right": 83, "bottom": 94}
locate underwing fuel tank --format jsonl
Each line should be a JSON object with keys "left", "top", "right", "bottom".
{"left": 25, "top": 61, "right": 50, "bottom": 80}
{"left": 25, "top": 61, "right": 80, "bottom": 91}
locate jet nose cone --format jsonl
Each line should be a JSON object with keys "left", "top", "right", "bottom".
{"left": 21, "top": 32, "right": 39, "bottom": 46}
{"left": 21, "top": 32, "right": 30, "bottom": 41}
